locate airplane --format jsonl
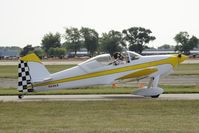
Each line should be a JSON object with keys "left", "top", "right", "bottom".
{"left": 17, "top": 51, "right": 187, "bottom": 99}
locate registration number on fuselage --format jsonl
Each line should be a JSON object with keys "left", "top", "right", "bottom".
{"left": 48, "top": 84, "right": 59, "bottom": 88}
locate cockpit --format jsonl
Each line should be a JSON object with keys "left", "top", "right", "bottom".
{"left": 78, "top": 51, "right": 141, "bottom": 72}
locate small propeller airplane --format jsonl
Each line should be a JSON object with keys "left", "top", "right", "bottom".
{"left": 17, "top": 51, "right": 187, "bottom": 99}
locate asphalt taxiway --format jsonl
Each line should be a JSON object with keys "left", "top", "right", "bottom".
{"left": 1, "top": 94, "right": 199, "bottom": 102}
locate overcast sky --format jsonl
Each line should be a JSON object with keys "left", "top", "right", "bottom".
{"left": 0, "top": 0, "right": 199, "bottom": 48}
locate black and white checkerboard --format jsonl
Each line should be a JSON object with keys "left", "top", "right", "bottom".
{"left": 18, "top": 60, "right": 32, "bottom": 92}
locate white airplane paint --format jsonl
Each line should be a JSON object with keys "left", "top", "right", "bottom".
{"left": 17, "top": 51, "right": 187, "bottom": 99}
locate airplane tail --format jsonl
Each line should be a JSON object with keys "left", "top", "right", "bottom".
{"left": 17, "top": 53, "right": 50, "bottom": 93}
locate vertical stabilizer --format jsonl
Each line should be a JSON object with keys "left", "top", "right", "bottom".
{"left": 17, "top": 53, "right": 50, "bottom": 93}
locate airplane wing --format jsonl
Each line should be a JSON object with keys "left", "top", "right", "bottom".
{"left": 116, "top": 68, "right": 158, "bottom": 81}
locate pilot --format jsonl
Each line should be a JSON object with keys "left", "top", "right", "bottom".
{"left": 113, "top": 52, "right": 125, "bottom": 65}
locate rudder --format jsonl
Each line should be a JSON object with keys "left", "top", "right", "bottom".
{"left": 17, "top": 60, "right": 33, "bottom": 92}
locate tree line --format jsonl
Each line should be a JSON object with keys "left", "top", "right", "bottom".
{"left": 20, "top": 27, "right": 199, "bottom": 58}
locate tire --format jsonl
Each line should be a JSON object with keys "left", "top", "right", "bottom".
{"left": 151, "top": 95, "right": 160, "bottom": 98}
{"left": 18, "top": 94, "right": 24, "bottom": 99}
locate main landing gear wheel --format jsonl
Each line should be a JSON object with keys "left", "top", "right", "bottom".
{"left": 18, "top": 94, "right": 24, "bottom": 99}
{"left": 151, "top": 94, "right": 160, "bottom": 98}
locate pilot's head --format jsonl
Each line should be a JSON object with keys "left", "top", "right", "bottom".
{"left": 113, "top": 52, "right": 119, "bottom": 59}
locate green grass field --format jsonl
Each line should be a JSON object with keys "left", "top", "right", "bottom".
{"left": 0, "top": 64, "right": 198, "bottom": 79}
{"left": 0, "top": 100, "right": 199, "bottom": 133}
{"left": 172, "top": 64, "right": 199, "bottom": 75}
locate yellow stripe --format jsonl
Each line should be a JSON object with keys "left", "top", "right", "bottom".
{"left": 117, "top": 68, "right": 158, "bottom": 80}
{"left": 34, "top": 55, "right": 178, "bottom": 87}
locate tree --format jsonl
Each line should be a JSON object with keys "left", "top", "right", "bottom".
{"left": 20, "top": 45, "right": 34, "bottom": 56}
{"left": 174, "top": 32, "right": 199, "bottom": 54}
{"left": 158, "top": 44, "right": 174, "bottom": 50}
{"left": 64, "top": 27, "right": 82, "bottom": 56}
{"left": 122, "top": 27, "right": 156, "bottom": 54}
{"left": 34, "top": 49, "right": 45, "bottom": 59}
{"left": 48, "top": 47, "right": 66, "bottom": 58}
{"left": 80, "top": 27, "right": 99, "bottom": 57}
{"left": 55, "top": 48, "right": 66, "bottom": 58}
{"left": 99, "top": 30, "right": 123, "bottom": 56}
{"left": 41, "top": 32, "right": 61, "bottom": 56}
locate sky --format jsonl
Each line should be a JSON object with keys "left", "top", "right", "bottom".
{"left": 0, "top": 0, "right": 199, "bottom": 48}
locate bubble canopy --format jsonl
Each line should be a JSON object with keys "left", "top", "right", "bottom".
{"left": 79, "top": 54, "right": 112, "bottom": 66}
{"left": 79, "top": 51, "right": 142, "bottom": 69}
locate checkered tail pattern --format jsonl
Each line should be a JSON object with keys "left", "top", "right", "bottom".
{"left": 17, "top": 60, "right": 33, "bottom": 92}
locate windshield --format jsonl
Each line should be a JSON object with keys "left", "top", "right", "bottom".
{"left": 121, "top": 51, "right": 141, "bottom": 62}
{"left": 128, "top": 51, "right": 141, "bottom": 60}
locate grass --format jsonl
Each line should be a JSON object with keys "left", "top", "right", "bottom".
{"left": 0, "top": 100, "right": 199, "bottom": 133}
{"left": 172, "top": 64, "right": 199, "bottom": 75}
{"left": 1, "top": 85, "right": 199, "bottom": 95}
{"left": 163, "top": 85, "right": 199, "bottom": 93}
{"left": 0, "top": 65, "right": 18, "bottom": 78}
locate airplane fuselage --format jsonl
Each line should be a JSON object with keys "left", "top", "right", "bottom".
{"left": 33, "top": 54, "right": 184, "bottom": 92}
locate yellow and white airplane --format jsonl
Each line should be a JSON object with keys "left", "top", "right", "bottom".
{"left": 17, "top": 51, "right": 187, "bottom": 99}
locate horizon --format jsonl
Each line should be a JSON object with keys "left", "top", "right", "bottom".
{"left": 0, "top": 0, "right": 199, "bottom": 48}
